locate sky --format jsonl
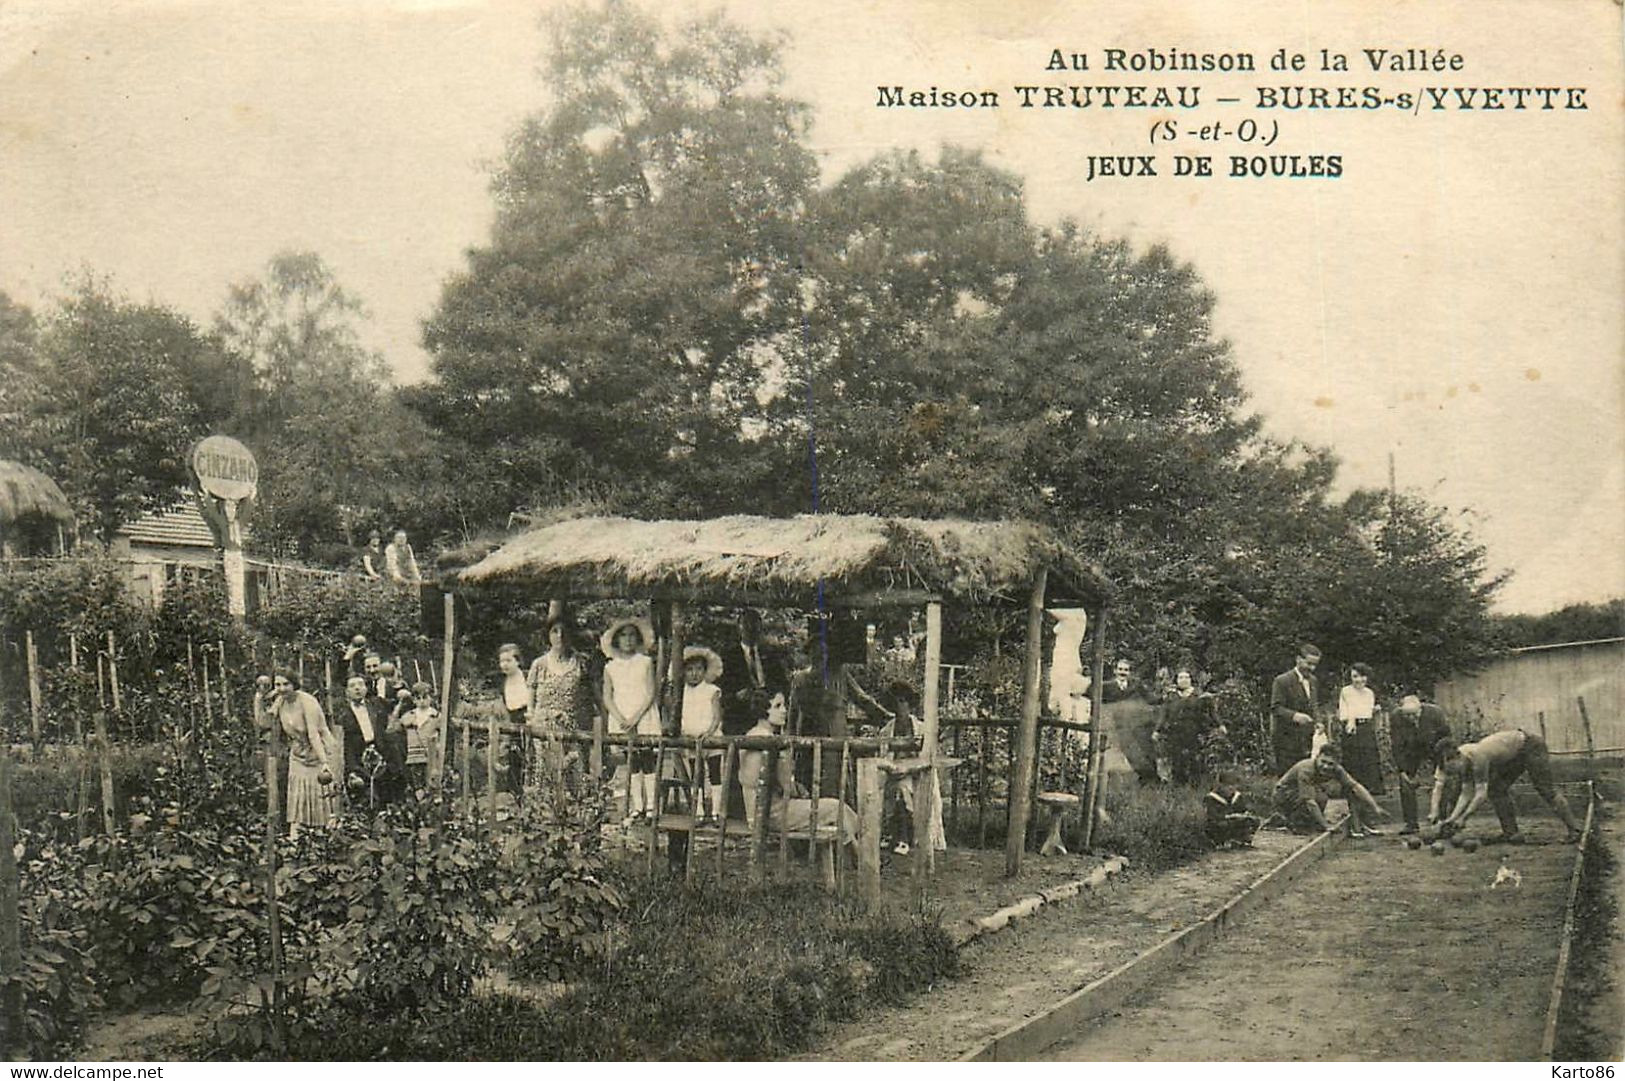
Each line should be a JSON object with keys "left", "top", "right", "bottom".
{"left": 0, "top": 0, "right": 1619, "bottom": 615}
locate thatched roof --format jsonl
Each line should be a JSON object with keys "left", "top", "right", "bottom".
{"left": 453, "top": 514, "right": 1111, "bottom": 608}
{"left": 0, "top": 460, "right": 73, "bottom": 526}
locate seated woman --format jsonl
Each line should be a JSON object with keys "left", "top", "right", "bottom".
{"left": 737, "top": 692, "right": 859, "bottom": 847}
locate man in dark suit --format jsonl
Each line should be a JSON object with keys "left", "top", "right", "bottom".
{"left": 717, "top": 610, "right": 786, "bottom": 736}
{"left": 1391, "top": 694, "right": 1452, "bottom": 834}
{"left": 335, "top": 675, "right": 406, "bottom": 808}
{"left": 1269, "top": 644, "right": 1321, "bottom": 775}
{"left": 1100, "top": 658, "right": 1144, "bottom": 704}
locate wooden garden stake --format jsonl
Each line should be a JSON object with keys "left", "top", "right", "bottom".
{"left": 105, "top": 631, "right": 122, "bottom": 713}
{"left": 201, "top": 648, "right": 215, "bottom": 727}
{"left": 487, "top": 710, "right": 499, "bottom": 824}
{"left": 460, "top": 717, "right": 472, "bottom": 810}
{"left": 94, "top": 711, "right": 115, "bottom": 834}
{"left": 0, "top": 753, "right": 22, "bottom": 1043}
{"left": 185, "top": 640, "right": 200, "bottom": 732}
{"left": 261, "top": 686, "right": 287, "bottom": 1053}
{"left": 835, "top": 740, "right": 851, "bottom": 893}
{"left": 24, "top": 630, "right": 41, "bottom": 748}
{"left": 218, "top": 640, "right": 231, "bottom": 722}
{"left": 919, "top": 600, "right": 945, "bottom": 879}
{"left": 750, "top": 744, "right": 770, "bottom": 883}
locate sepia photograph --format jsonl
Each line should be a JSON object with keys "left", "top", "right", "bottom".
{"left": 0, "top": 0, "right": 1620, "bottom": 1066}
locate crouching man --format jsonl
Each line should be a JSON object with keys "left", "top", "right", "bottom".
{"left": 1432, "top": 729, "right": 1583, "bottom": 844}
{"left": 1272, "top": 747, "right": 1390, "bottom": 834}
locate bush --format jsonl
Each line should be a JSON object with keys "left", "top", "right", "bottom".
{"left": 1094, "top": 782, "right": 1211, "bottom": 872}
{"left": 275, "top": 877, "right": 961, "bottom": 1061}
{"left": 251, "top": 574, "right": 424, "bottom": 659}
{"left": 0, "top": 830, "right": 104, "bottom": 1058}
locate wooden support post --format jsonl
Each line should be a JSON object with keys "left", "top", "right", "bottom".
{"left": 777, "top": 747, "right": 791, "bottom": 877}
{"left": 856, "top": 758, "right": 882, "bottom": 905}
{"left": 750, "top": 747, "right": 770, "bottom": 884}
{"left": 1005, "top": 569, "right": 1048, "bottom": 878}
{"left": 1082, "top": 605, "right": 1109, "bottom": 851}
{"left": 718, "top": 739, "right": 735, "bottom": 876}
{"left": 809, "top": 738, "right": 823, "bottom": 875}
{"left": 440, "top": 592, "right": 457, "bottom": 792}
{"left": 835, "top": 740, "right": 851, "bottom": 894}
{"left": 24, "top": 631, "right": 41, "bottom": 748}
{"left": 96, "top": 653, "right": 106, "bottom": 712}
{"left": 486, "top": 710, "right": 499, "bottom": 824}
{"left": 647, "top": 735, "right": 661, "bottom": 879}
{"left": 685, "top": 737, "right": 699, "bottom": 885}
{"left": 950, "top": 724, "right": 962, "bottom": 840}
{"left": 185, "top": 639, "right": 200, "bottom": 735}
{"left": 0, "top": 753, "right": 22, "bottom": 1044}
{"left": 1577, "top": 697, "right": 1596, "bottom": 761}
{"left": 94, "top": 711, "right": 115, "bottom": 834}
{"left": 916, "top": 600, "right": 945, "bottom": 879}
{"left": 661, "top": 602, "right": 687, "bottom": 876}
{"left": 323, "top": 658, "right": 334, "bottom": 705}
{"left": 978, "top": 726, "right": 989, "bottom": 845}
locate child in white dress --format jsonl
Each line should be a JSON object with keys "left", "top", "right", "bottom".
{"left": 681, "top": 646, "right": 726, "bottom": 824}
{"left": 601, "top": 617, "right": 659, "bottom": 823}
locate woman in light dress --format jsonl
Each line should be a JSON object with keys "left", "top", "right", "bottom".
{"left": 255, "top": 670, "right": 337, "bottom": 836}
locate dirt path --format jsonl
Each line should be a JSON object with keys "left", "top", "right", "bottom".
{"left": 1046, "top": 804, "right": 1581, "bottom": 1061}
{"left": 804, "top": 827, "right": 1311, "bottom": 1061}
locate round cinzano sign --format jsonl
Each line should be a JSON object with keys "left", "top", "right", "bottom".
{"left": 191, "top": 435, "right": 258, "bottom": 501}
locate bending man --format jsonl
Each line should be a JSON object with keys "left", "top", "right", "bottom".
{"left": 1432, "top": 729, "right": 1583, "bottom": 844}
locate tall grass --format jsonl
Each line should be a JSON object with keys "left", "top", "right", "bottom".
{"left": 1093, "top": 781, "right": 1212, "bottom": 872}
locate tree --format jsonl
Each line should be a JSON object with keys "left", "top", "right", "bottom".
{"left": 1494, "top": 598, "right": 1624, "bottom": 648}
{"left": 417, "top": 0, "right": 816, "bottom": 526}
{"left": 215, "top": 251, "right": 438, "bottom": 559}
{"left": 6, "top": 279, "right": 233, "bottom": 540}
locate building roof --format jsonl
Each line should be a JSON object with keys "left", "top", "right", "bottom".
{"left": 119, "top": 499, "right": 218, "bottom": 549}
{"left": 452, "top": 513, "right": 1112, "bottom": 608}
{"left": 0, "top": 460, "right": 74, "bottom": 525}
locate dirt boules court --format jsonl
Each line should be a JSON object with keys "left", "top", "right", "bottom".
{"left": 1047, "top": 787, "right": 1591, "bottom": 1061}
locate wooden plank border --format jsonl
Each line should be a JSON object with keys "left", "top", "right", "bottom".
{"left": 961, "top": 823, "right": 1351, "bottom": 1061}
{"left": 1540, "top": 780, "right": 1598, "bottom": 1060}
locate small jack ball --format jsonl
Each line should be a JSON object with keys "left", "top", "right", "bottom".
{"left": 1405, "top": 837, "right": 1423, "bottom": 850}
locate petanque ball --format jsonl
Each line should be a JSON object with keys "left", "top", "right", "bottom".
{"left": 1462, "top": 838, "right": 1480, "bottom": 853}
{"left": 1450, "top": 835, "right": 1466, "bottom": 848}
{"left": 1405, "top": 836, "right": 1423, "bottom": 850}
{"left": 1431, "top": 841, "right": 1447, "bottom": 855}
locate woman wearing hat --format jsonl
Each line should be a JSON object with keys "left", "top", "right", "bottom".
{"left": 681, "top": 645, "right": 726, "bottom": 825}
{"left": 601, "top": 616, "right": 659, "bottom": 823}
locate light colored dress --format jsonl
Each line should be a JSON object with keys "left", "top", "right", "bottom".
{"left": 606, "top": 653, "right": 659, "bottom": 735}
{"left": 278, "top": 691, "right": 336, "bottom": 827}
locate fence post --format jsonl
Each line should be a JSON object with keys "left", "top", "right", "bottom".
{"left": 856, "top": 757, "right": 882, "bottom": 905}
{"left": 0, "top": 752, "right": 23, "bottom": 1046}
{"left": 1576, "top": 696, "right": 1596, "bottom": 762}
{"left": 185, "top": 640, "right": 201, "bottom": 735}
{"left": 440, "top": 593, "right": 457, "bottom": 793}
{"left": 24, "top": 631, "right": 42, "bottom": 749}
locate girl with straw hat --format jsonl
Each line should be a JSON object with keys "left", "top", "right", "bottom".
{"left": 681, "top": 645, "right": 726, "bottom": 825}
{"left": 601, "top": 615, "right": 659, "bottom": 823}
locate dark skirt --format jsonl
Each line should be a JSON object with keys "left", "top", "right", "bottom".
{"left": 1340, "top": 721, "right": 1384, "bottom": 795}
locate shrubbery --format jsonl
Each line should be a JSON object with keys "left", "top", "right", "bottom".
{"left": 271, "top": 877, "right": 961, "bottom": 1061}
{"left": 1093, "top": 781, "right": 1212, "bottom": 872}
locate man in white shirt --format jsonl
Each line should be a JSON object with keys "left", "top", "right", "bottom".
{"left": 1433, "top": 729, "right": 1583, "bottom": 843}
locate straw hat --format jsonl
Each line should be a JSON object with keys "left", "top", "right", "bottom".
{"left": 682, "top": 645, "right": 724, "bottom": 683}
{"left": 600, "top": 615, "right": 656, "bottom": 658}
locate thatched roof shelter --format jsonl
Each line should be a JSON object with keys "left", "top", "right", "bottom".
{"left": 452, "top": 514, "right": 1110, "bottom": 608}
{"left": 0, "top": 460, "right": 73, "bottom": 526}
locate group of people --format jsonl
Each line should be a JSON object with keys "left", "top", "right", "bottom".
{"left": 253, "top": 634, "right": 444, "bottom": 835}
{"left": 485, "top": 610, "right": 931, "bottom": 854}
{"left": 357, "top": 529, "right": 422, "bottom": 585}
{"left": 1260, "top": 643, "right": 1584, "bottom": 845}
